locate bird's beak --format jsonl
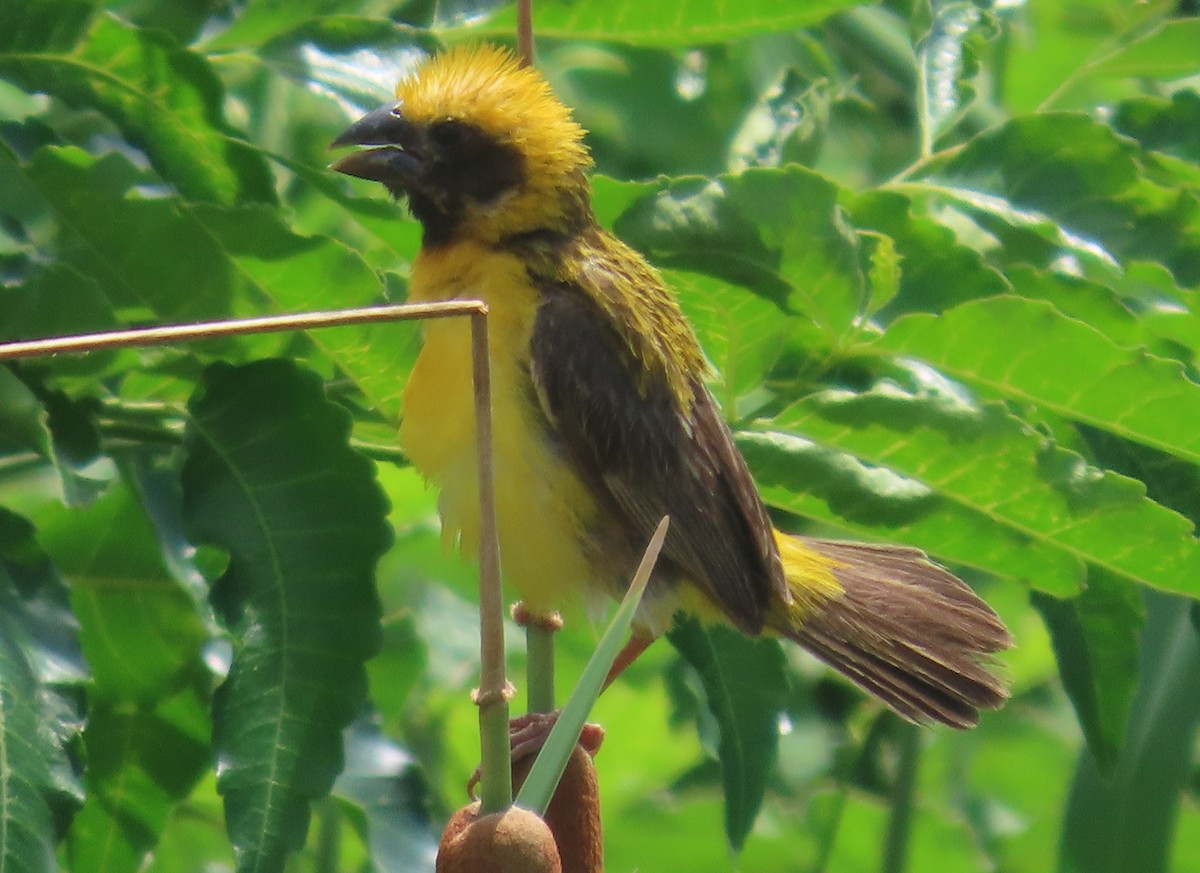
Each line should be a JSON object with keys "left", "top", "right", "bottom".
{"left": 330, "top": 102, "right": 422, "bottom": 189}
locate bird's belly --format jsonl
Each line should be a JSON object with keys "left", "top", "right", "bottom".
{"left": 400, "top": 245, "right": 603, "bottom": 618}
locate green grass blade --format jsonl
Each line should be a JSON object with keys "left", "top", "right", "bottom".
{"left": 514, "top": 516, "right": 669, "bottom": 816}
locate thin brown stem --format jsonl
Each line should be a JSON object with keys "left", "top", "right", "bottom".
{"left": 471, "top": 310, "right": 513, "bottom": 814}
{"left": 1, "top": 300, "right": 512, "bottom": 810}
{"left": 517, "top": 0, "right": 535, "bottom": 67}
{"left": 0, "top": 302, "right": 485, "bottom": 361}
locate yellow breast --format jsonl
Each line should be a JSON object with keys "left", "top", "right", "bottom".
{"left": 400, "top": 242, "right": 599, "bottom": 617}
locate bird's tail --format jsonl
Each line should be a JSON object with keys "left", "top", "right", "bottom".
{"left": 768, "top": 532, "right": 1012, "bottom": 728}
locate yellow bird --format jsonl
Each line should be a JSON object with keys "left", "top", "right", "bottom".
{"left": 332, "top": 45, "right": 1010, "bottom": 727}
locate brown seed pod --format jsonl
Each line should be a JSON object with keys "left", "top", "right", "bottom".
{"left": 513, "top": 743, "right": 603, "bottom": 873}
{"left": 436, "top": 801, "right": 562, "bottom": 873}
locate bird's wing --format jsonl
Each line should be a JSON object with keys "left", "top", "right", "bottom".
{"left": 528, "top": 259, "right": 783, "bottom": 634}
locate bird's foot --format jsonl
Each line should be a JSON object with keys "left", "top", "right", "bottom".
{"left": 466, "top": 712, "right": 604, "bottom": 799}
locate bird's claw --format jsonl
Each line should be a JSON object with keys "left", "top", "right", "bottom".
{"left": 466, "top": 711, "right": 604, "bottom": 799}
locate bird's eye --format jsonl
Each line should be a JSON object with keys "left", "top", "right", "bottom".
{"left": 430, "top": 120, "right": 467, "bottom": 150}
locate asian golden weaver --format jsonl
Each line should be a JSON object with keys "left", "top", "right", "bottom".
{"left": 332, "top": 45, "right": 1011, "bottom": 728}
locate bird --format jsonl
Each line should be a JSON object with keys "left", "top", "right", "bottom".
{"left": 331, "top": 44, "right": 1011, "bottom": 730}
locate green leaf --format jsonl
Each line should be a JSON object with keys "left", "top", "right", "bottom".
{"left": 36, "top": 472, "right": 213, "bottom": 873}
{"left": 0, "top": 14, "right": 275, "bottom": 205}
{"left": 592, "top": 175, "right": 658, "bottom": 230}
{"left": 664, "top": 269, "right": 793, "bottom": 412}
{"left": 728, "top": 69, "right": 827, "bottom": 172}
{"left": 0, "top": 367, "right": 49, "bottom": 458}
{"left": 0, "top": 262, "right": 118, "bottom": 376}
{"left": 39, "top": 388, "right": 108, "bottom": 507}
{"left": 550, "top": 45, "right": 753, "bottom": 178}
{"left": 480, "top": 0, "right": 865, "bottom": 46}
{"left": 1079, "top": 424, "right": 1200, "bottom": 532}
{"left": 182, "top": 359, "right": 389, "bottom": 873}
{"left": 20, "top": 147, "right": 413, "bottom": 422}
{"left": 0, "top": 0, "right": 94, "bottom": 53}
{"left": 842, "top": 190, "right": 1010, "bottom": 318}
{"left": 141, "top": 775, "right": 235, "bottom": 872}
{"left": 897, "top": 180, "right": 1123, "bottom": 276}
{"left": 749, "top": 449, "right": 1077, "bottom": 597}
{"left": 1031, "top": 570, "right": 1142, "bottom": 771}
{"left": 667, "top": 618, "right": 787, "bottom": 852}
{"left": 874, "top": 295, "right": 1200, "bottom": 474}
{"left": 1113, "top": 90, "right": 1200, "bottom": 165}
{"left": 333, "top": 718, "right": 438, "bottom": 873}
{"left": 67, "top": 690, "right": 212, "bottom": 873}
{"left": 201, "top": 0, "right": 396, "bottom": 51}
{"left": 998, "top": 0, "right": 1168, "bottom": 112}
{"left": 0, "top": 508, "right": 87, "bottom": 873}
{"left": 1089, "top": 19, "right": 1200, "bottom": 80}
{"left": 615, "top": 168, "right": 864, "bottom": 336}
{"left": 915, "top": 1, "right": 982, "bottom": 152}
{"left": 918, "top": 113, "right": 1200, "bottom": 284}
{"left": 40, "top": 476, "right": 208, "bottom": 703}
{"left": 1058, "top": 591, "right": 1200, "bottom": 873}
{"left": 758, "top": 366, "right": 1200, "bottom": 596}
{"left": 257, "top": 17, "right": 436, "bottom": 111}
{"left": 861, "top": 231, "right": 901, "bottom": 318}
{"left": 22, "top": 147, "right": 240, "bottom": 321}
{"left": 186, "top": 202, "right": 416, "bottom": 423}
{"left": 1007, "top": 260, "right": 1200, "bottom": 369}
{"left": 1004, "top": 266, "right": 1148, "bottom": 352}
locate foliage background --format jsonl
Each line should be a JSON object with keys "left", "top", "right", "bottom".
{"left": 2, "top": 0, "right": 1200, "bottom": 871}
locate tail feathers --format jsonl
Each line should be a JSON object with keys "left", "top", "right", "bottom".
{"left": 775, "top": 537, "right": 1012, "bottom": 729}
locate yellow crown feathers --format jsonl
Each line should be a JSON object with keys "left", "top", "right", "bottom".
{"left": 397, "top": 45, "right": 593, "bottom": 183}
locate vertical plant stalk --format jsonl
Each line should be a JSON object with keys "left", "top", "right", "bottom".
{"left": 517, "top": 0, "right": 535, "bottom": 67}
{"left": 882, "top": 722, "right": 922, "bottom": 873}
{"left": 510, "top": 602, "right": 561, "bottom": 713}
{"left": 913, "top": 39, "right": 934, "bottom": 160}
{"left": 515, "top": 0, "right": 551, "bottom": 717}
{"left": 525, "top": 617, "right": 559, "bottom": 714}
{"left": 471, "top": 310, "right": 514, "bottom": 814}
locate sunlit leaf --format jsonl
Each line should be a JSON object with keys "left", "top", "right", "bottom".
{"left": 201, "top": 0, "right": 395, "bottom": 51}
{"left": 875, "top": 295, "right": 1200, "bottom": 474}
{"left": 0, "top": 14, "right": 274, "bottom": 204}
{"left": 20, "top": 147, "right": 415, "bottom": 422}
{"left": 615, "top": 168, "right": 864, "bottom": 336}
{"left": 666, "top": 269, "right": 793, "bottom": 411}
{"left": 919, "top": 113, "right": 1200, "bottom": 284}
{"left": 1090, "top": 19, "right": 1200, "bottom": 80}
{"left": 760, "top": 368, "right": 1200, "bottom": 596}
{"left": 915, "top": 1, "right": 982, "bottom": 150}
{"left": 256, "top": 17, "right": 437, "bottom": 114}
{"left": 480, "top": 0, "right": 865, "bottom": 46}
{"left": 843, "top": 190, "right": 1010, "bottom": 318}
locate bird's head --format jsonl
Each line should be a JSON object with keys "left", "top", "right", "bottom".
{"left": 331, "top": 44, "right": 594, "bottom": 247}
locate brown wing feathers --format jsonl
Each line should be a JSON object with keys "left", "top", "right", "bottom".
{"left": 785, "top": 539, "right": 1011, "bottom": 727}
{"left": 529, "top": 278, "right": 780, "bottom": 633}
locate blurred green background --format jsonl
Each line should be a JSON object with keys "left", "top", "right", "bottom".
{"left": 3, "top": 1, "right": 1200, "bottom": 871}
